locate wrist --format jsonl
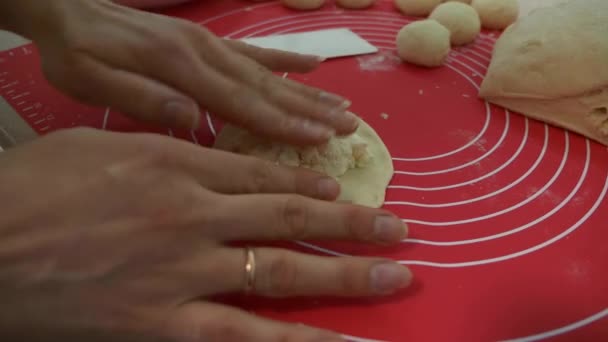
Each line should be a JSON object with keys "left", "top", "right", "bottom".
{"left": 0, "top": 0, "right": 57, "bottom": 40}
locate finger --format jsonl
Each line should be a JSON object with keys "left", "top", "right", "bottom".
{"left": 198, "top": 61, "right": 338, "bottom": 146}
{"left": 61, "top": 54, "right": 200, "bottom": 129}
{"left": 205, "top": 194, "right": 407, "bottom": 244}
{"left": 126, "top": 134, "right": 341, "bottom": 200}
{"left": 259, "top": 80, "right": 360, "bottom": 135}
{"left": 152, "top": 50, "right": 335, "bottom": 145}
{"left": 101, "top": 19, "right": 338, "bottom": 145}
{"left": 187, "top": 28, "right": 359, "bottom": 141}
{"left": 223, "top": 39, "right": 323, "bottom": 73}
{"left": 169, "top": 302, "right": 344, "bottom": 342}
{"left": 197, "top": 151, "right": 341, "bottom": 200}
{"left": 154, "top": 25, "right": 338, "bottom": 145}
{"left": 217, "top": 247, "right": 412, "bottom": 297}
{"left": 217, "top": 53, "right": 359, "bottom": 136}
{"left": 277, "top": 77, "right": 360, "bottom": 136}
{"left": 212, "top": 52, "right": 360, "bottom": 137}
{"left": 155, "top": 48, "right": 336, "bottom": 145}
{"left": 75, "top": 11, "right": 338, "bottom": 144}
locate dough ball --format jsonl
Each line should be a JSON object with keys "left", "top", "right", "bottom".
{"left": 472, "top": 0, "right": 519, "bottom": 30}
{"left": 337, "top": 0, "right": 375, "bottom": 9}
{"left": 429, "top": 2, "right": 481, "bottom": 45}
{"left": 213, "top": 116, "right": 394, "bottom": 208}
{"left": 281, "top": 0, "right": 325, "bottom": 10}
{"left": 396, "top": 19, "right": 451, "bottom": 68}
{"left": 394, "top": 0, "right": 442, "bottom": 17}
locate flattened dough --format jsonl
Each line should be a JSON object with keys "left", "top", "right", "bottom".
{"left": 213, "top": 116, "right": 394, "bottom": 208}
{"left": 479, "top": 0, "right": 608, "bottom": 146}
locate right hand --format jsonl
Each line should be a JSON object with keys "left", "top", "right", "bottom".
{"left": 0, "top": 128, "right": 411, "bottom": 341}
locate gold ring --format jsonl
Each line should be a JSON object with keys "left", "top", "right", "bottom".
{"left": 244, "top": 247, "right": 256, "bottom": 294}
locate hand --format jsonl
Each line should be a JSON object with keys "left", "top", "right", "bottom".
{"left": 4, "top": 0, "right": 358, "bottom": 145}
{"left": 0, "top": 128, "right": 410, "bottom": 341}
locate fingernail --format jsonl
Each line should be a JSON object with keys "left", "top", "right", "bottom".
{"left": 374, "top": 215, "right": 408, "bottom": 243}
{"left": 339, "top": 99, "right": 352, "bottom": 109}
{"left": 319, "top": 91, "right": 350, "bottom": 107}
{"left": 325, "top": 106, "right": 358, "bottom": 134}
{"left": 301, "top": 54, "right": 326, "bottom": 62}
{"left": 301, "top": 119, "right": 334, "bottom": 140}
{"left": 342, "top": 110, "right": 359, "bottom": 132}
{"left": 163, "top": 100, "right": 200, "bottom": 129}
{"left": 370, "top": 262, "right": 412, "bottom": 294}
{"left": 317, "top": 177, "right": 340, "bottom": 199}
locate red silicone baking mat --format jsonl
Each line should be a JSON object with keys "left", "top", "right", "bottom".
{"left": 0, "top": 0, "right": 606, "bottom": 341}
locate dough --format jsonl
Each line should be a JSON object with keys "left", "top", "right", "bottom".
{"left": 429, "top": 2, "right": 481, "bottom": 45}
{"left": 281, "top": 0, "right": 325, "bottom": 10}
{"left": 213, "top": 116, "right": 394, "bottom": 208}
{"left": 479, "top": 0, "right": 608, "bottom": 146}
{"left": 471, "top": 0, "right": 519, "bottom": 30}
{"left": 396, "top": 19, "right": 451, "bottom": 68}
{"left": 394, "top": 0, "right": 442, "bottom": 17}
{"left": 337, "top": 0, "right": 375, "bottom": 9}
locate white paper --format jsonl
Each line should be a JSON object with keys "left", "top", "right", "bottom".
{"left": 240, "top": 28, "right": 378, "bottom": 59}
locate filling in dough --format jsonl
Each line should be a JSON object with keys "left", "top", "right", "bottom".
{"left": 213, "top": 115, "right": 394, "bottom": 208}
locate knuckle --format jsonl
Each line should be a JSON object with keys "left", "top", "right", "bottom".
{"left": 247, "top": 160, "right": 275, "bottom": 193}
{"left": 274, "top": 331, "right": 296, "bottom": 342}
{"left": 196, "top": 313, "right": 243, "bottom": 341}
{"left": 267, "top": 252, "right": 299, "bottom": 296}
{"left": 63, "top": 30, "right": 92, "bottom": 54}
{"left": 278, "top": 116, "right": 299, "bottom": 134}
{"left": 254, "top": 68, "right": 276, "bottom": 94}
{"left": 138, "top": 177, "right": 207, "bottom": 228}
{"left": 227, "top": 86, "right": 257, "bottom": 125}
{"left": 210, "top": 323, "right": 241, "bottom": 341}
{"left": 345, "top": 208, "right": 373, "bottom": 241}
{"left": 187, "top": 22, "right": 216, "bottom": 46}
{"left": 155, "top": 29, "right": 181, "bottom": 50}
{"left": 142, "top": 143, "right": 177, "bottom": 169}
{"left": 243, "top": 43, "right": 265, "bottom": 60}
{"left": 338, "top": 262, "right": 363, "bottom": 294}
{"left": 151, "top": 32, "right": 195, "bottom": 67}
{"left": 278, "top": 196, "right": 309, "bottom": 239}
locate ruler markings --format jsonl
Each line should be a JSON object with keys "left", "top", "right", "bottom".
{"left": 1, "top": 81, "right": 18, "bottom": 89}
{"left": 11, "top": 92, "right": 30, "bottom": 100}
